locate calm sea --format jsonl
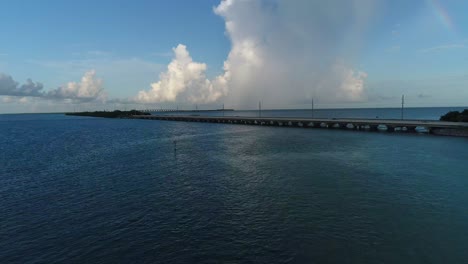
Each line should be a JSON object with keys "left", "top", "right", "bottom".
{"left": 1, "top": 108, "right": 468, "bottom": 263}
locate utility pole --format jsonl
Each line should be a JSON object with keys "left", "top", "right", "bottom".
{"left": 222, "top": 103, "right": 225, "bottom": 116}
{"left": 259, "top": 101, "right": 262, "bottom": 117}
{"left": 311, "top": 97, "right": 314, "bottom": 118}
{"left": 401, "top": 94, "right": 405, "bottom": 120}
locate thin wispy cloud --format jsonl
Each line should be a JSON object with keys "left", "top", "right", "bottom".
{"left": 72, "top": 50, "right": 112, "bottom": 57}
{"left": 418, "top": 44, "right": 466, "bottom": 53}
{"left": 417, "top": 93, "right": 431, "bottom": 99}
{"left": 386, "top": 45, "right": 400, "bottom": 53}
{"left": 1, "top": 96, "right": 32, "bottom": 104}
{"left": 87, "top": 50, "right": 111, "bottom": 56}
{"left": 150, "top": 51, "right": 172, "bottom": 57}
{"left": 28, "top": 57, "right": 161, "bottom": 73}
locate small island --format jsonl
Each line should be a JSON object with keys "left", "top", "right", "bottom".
{"left": 440, "top": 109, "right": 468, "bottom": 122}
{"left": 66, "top": 110, "right": 150, "bottom": 118}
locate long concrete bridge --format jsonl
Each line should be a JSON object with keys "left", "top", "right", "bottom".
{"left": 128, "top": 115, "right": 468, "bottom": 137}
{"left": 139, "top": 109, "right": 234, "bottom": 113}
{"left": 139, "top": 109, "right": 180, "bottom": 113}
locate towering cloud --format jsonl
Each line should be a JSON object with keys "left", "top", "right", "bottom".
{"left": 4, "top": 0, "right": 375, "bottom": 108}
{"left": 136, "top": 44, "right": 228, "bottom": 104}
{"left": 47, "top": 70, "right": 106, "bottom": 102}
{"left": 213, "top": 0, "right": 374, "bottom": 108}
{"left": 137, "top": 0, "right": 374, "bottom": 107}
{"left": 0, "top": 73, "right": 44, "bottom": 97}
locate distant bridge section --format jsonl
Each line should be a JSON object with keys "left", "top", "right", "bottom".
{"left": 139, "top": 109, "right": 180, "bottom": 113}
{"left": 127, "top": 115, "right": 468, "bottom": 137}
{"left": 138, "top": 109, "right": 234, "bottom": 113}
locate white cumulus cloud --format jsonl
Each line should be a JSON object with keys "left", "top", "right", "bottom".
{"left": 47, "top": 70, "right": 106, "bottom": 102}
{"left": 0, "top": 73, "right": 44, "bottom": 97}
{"left": 136, "top": 44, "right": 227, "bottom": 104}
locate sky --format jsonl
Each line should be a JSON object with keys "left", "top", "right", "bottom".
{"left": 0, "top": 0, "right": 467, "bottom": 113}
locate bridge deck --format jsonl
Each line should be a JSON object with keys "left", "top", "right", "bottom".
{"left": 128, "top": 115, "right": 468, "bottom": 136}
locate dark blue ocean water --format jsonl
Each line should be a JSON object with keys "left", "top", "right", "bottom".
{"left": 1, "top": 108, "right": 468, "bottom": 263}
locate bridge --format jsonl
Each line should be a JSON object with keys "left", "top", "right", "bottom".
{"left": 138, "top": 109, "right": 234, "bottom": 113}
{"left": 139, "top": 109, "right": 180, "bottom": 113}
{"left": 127, "top": 115, "right": 468, "bottom": 137}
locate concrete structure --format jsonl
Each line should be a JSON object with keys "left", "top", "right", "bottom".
{"left": 139, "top": 109, "right": 234, "bottom": 113}
{"left": 128, "top": 115, "right": 468, "bottom": 137}
{"left": 140, "top": 109, "right": 179, "bottom": 113}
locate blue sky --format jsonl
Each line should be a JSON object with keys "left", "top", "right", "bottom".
{"left": 1, "top": 0, "right": 228, "bottom": 99}
{"left": 1, "top": 0, "right": 467, "bottom": 113}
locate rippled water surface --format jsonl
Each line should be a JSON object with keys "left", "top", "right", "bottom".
{"left": 1, "top": 112, "right": 468, "bottom": 263}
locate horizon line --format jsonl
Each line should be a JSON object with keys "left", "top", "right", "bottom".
{"left": 1, "top": 105, "right": 467, "bottom": 115}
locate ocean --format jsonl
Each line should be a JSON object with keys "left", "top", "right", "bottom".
{"left": 1, "top": 107, "right": 468, "bottom": 263}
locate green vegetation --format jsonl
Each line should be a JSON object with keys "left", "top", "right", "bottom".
{"left": 440, "top": 109, "right": 468, "bottom": 122}
{"left": 66, "top": 110, "right": 150, "bottom": 118}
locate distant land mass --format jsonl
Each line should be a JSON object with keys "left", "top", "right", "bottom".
{"left": 66, "top": 110, "right": 150, "bottom": 118}
{"left": 440, "top": 109, "right": 468, "bottom": 122}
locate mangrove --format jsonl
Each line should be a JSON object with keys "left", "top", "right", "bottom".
{"left": 440, "top": 109, "right": 468, "bottom": 122}
{"left": 66, "top": 110, "right": 150, "bottom": 118}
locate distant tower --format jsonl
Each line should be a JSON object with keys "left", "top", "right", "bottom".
{"left": 311, "top": 97, "right": 314, "bottom": 118}
{"left": 401, "top": 94, "right": 405, "bottom": 120}
{"left": 259, "top": 101, "right": 262, "bottom": 117}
